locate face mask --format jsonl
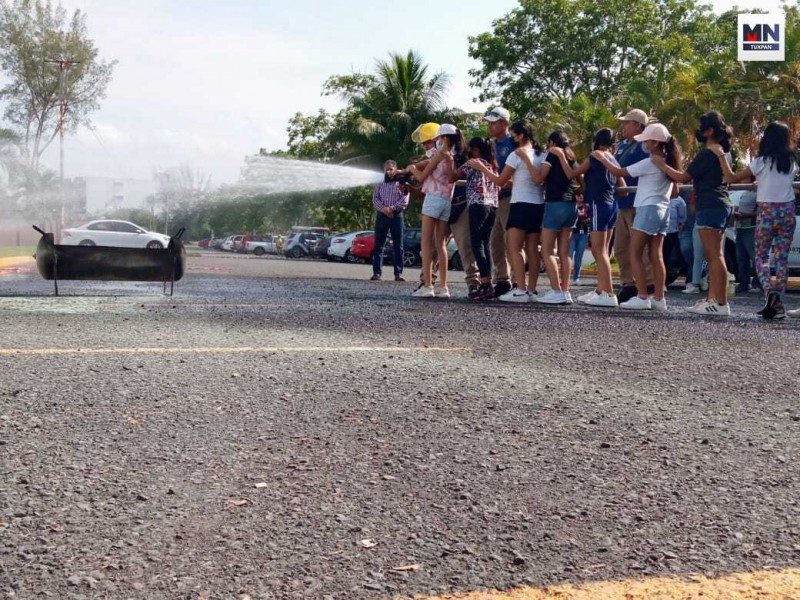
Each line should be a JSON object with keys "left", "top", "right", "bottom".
{"left": 642, "top": 144, "right": 652, "bottom": 154}
{"left": 425, "top": 148, "right": 435, "bottom": 158}
{"left": 435, "top": 140, "right": 443, "bottom": 151}
{"left": 695, "top": 129, "right": 707, "bottom": 144}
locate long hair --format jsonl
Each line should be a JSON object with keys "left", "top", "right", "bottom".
{"left": 698, "top": 111, "right": 733, "bottom": 153}
{"left": 593, "top": 128, "right": 614, "bottom": 150}
{"left": 662, "top": 136, "right": 682, "bottom": 170}
{"left": 758, "top": 121, "right": 795, "bottom": 174}
{"left": 468, "top": 136, "right": 497, "bottom": 169}
{"left": 547, "top": 130, "right": 576, "bottom": 161}
{"left": 440, "top": 129, "right": 466, "bottom": 160}
{"left": 509, "top": 119, "right": 543, "bottom": 154}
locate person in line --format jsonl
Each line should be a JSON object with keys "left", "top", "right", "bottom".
{"left": 653, "top": 111, "right": 734, "bottom": 316}
{"left": 554, "top": 128, "right": 624, "bottom": 307}
{"left": 733, "top": 189, "right": 758, "bottom": 294}
{"left": 593, "top": 123, "right": 681, "bottom": 311}
{"left": 370, "top": 160, "right": 409, "bottom": 282}
{"left": 533, "top": 131, "right": 581, "bottom": 305}
{"left": 408, "top": 124, "right": 465, "bottom": 299}
{"left": 454, "top": 137, "right": 499, "bottom": 300}
{"left": 448, "top": 163, "right": 481, "bottom": 298}
{"left": 677, "top": 190, "right": 695, "bottom": 292}
{"left": 614, "top": 109, "right": 654, "bottom": 303}
{"left": 570, "top": 196, "right": 590, "bottom": 286}
{"left": 407, "top": 123, "right": 441, "bottom": 293}
{"left": 662, "top": 191, "right": 687, "bottom": 286}
{"left": 715, "top": 121, "right": 798, "bottom": 319}
{"left": 468, "top": 119, "right": 545, "bottom": 302}
{"left": 484, "top": 107, "right": 516, "bottom": 297}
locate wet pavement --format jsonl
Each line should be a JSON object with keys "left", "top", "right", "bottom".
{"left": 1, "top": 250, "right": 799, "bottom": 599}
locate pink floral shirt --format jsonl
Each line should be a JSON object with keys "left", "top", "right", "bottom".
{"left": 421, "top": 153, "right": 454, "bottom": 200}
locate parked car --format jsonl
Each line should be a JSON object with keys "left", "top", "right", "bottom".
{"left": 327, "top": 230, "right": 373, "bottom": 263}
{"left": 211, "top": 237, "right": 226, "bottom": 250}
{"left": 247, "top": 235, "right": 280, "bottom": 256}
{"left": 351, "top": 234, "right": 377, "bottom": 262}
{"left": 61, "top": 220, "right": 171, "bottom": 249}
{"left": 197, "top": 238, "right": 211, "bottom": 248}
{"left": 312, "top": 234, "right": 336, "bottom": 260}
{"left": 283, "top": 232, "right": 323, "bottom": 258}
{"left": 382, "top": 228, "right": 460, "bottom": 269}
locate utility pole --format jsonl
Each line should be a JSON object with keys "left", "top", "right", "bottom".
{"left": 45, "top": 58, "right": 81, "bottom": 238}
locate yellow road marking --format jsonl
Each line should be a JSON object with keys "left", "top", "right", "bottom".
{"left": 0, "top": 345, "right": 471, "bottom": 356}
{"left": 423, "top": 568, "right": 800, "bottom": 599}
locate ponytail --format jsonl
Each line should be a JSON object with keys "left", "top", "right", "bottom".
{"left": 664, "top": 136, "right": 682, "bottom": 170}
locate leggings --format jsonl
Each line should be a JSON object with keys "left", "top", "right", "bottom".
{"left": 755, "top": 201, "right": 796, "bottom": 298}
{"left": 469, "top": 204, "right": 496, "bottom": 279}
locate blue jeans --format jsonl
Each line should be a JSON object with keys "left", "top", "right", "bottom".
{"left": 570, "top": 231, "right": 589, "bottom": 280}
{"left": 735, "top": 227, "right": 756, "bottom": 286}
{"left": 373, "top": 211, "right": 404, "bottom": 277}
{"left": 691, "top": 224, "right": 706, "bottom": 284}
{"left": 678, "top": 215, "right": 694, "bottom": 276}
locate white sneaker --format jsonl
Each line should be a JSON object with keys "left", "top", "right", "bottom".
{"left": 564, "top": 291, "right": 574, "bottom": 304}
{"left": 686, "top": 300, "right": 731, "bottom": 316}
{"left": 537, "top": 289, "right": 568, "bottom": 305}
{"left": 577, "top": 290, "right": 599, "bottom": 304}
{"left": 433, "top": 284, "right": 450, "bottom": 299}
{"left": 499, "top": 289, "right": 532, "bottom": 303}
{"left": 620, "top": 296, "right": 652, "bottom": 310}
{"left": 411, "top": 285, "right": 434, "bottom": 298}
{"left": 787, "top": 307, "right": 800, "bottom": 318}
{"left": 650, "top": 296, "right": 668, "bottom": 312}
{"left": 700, "top": 276, "right": 709, "bottom": 292}
{"left": 572, "top": 278, "right": 582, "bottom": 286}
{"left": 682, "top": 283, "right": 700, "bottom": 294}
{"left": 585, "top": 291, "right": 619, "bottom": 308}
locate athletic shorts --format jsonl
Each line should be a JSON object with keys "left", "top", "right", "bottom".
{"left": 506, "top": 202, "right": 544, "bottom": 234}
{"left": 632, "top": 204, "right": 669, "bottom": 236}
{"left": 542, "top": 201, "right": 578, "bottom": 231}
{"left": 421, "top": 194, "right": 450, "bottom": 222}
{"left": 696, "top": 206, "right": 733, "bottom": 230}
{"left": 590, "top": 201, "right": 618, "bottom": 232}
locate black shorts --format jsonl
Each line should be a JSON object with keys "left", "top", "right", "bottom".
{"left": 506, "top": 202, "right": 544, "bottom": 234}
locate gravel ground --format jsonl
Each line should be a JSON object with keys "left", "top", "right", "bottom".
{"left": 1, "top": 251, "right": 799, "bottom": 599}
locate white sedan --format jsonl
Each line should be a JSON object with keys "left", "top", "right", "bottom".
{"left": 61, "top": 220, "right": 172, "bottom": 249}
{"left": 327, "top": 230, "right": 373, "bottom": 263}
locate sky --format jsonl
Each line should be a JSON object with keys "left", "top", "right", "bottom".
{"left": 26, "top": 0, "right": 788, "bottom": 186}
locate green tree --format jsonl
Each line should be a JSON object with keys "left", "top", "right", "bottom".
{"left": 0, "top": 0, "right": 116, "bottom": 171}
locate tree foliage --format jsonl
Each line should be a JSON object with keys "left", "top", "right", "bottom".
{"left": 0, "top": 0, "right": 116, "bottom": 170}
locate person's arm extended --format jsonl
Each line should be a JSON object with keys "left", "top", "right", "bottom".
{"left": 590, "top": 150, "right": 629, "bottom": 178}
{"left": 408, "top": 151, "right": 447, "bottom": 183}
{"left": 649, "top": 155, "right": 692, "bottom": 183}
{"left": 707, "top": 143, "right": 754, "bottom": 184}
{"left": 467, "top": 159, "right": 514, "bottom": 187}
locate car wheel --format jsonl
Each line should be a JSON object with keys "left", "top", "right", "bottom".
{"left": 78, "top": 239, "right": 95, "bottom": 246}
{"left": 344, "top": 250, "right": 359, "bottom": 264}
{"left": 146, "top": 241, "right": 164, "bottom": 249}
{"left": 403, "top": 250, "right": 417, "bottom": 267}
{"left": 290, "top": 247, "right": 304, "bottom": 259}
{"left": 253, "top": 247, "right": 265, "bottom": 256}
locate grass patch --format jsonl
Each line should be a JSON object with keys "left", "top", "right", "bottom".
{"left": 0, "top": 246, "right": 35, "bottom": 258}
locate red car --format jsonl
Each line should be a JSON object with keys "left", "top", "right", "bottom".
{"left": 351, "top": 234, "right": 376, "bottom": 262}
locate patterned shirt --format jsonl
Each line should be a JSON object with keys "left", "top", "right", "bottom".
{"left": 421, "top": 154, "right": 454, "bottom": 200}
{"left": 457, "top": 161, "right": 499, "bottom": 207}
{"left": 372, "top": 182, "right": 409, "bottom": 212}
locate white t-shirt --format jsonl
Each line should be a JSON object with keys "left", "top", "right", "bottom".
{"left": 750, "top": 156, "right": 798, "bottom": 203}
{"left": 626, "top": 158, "right": 673, "bottom": 208}
{"left": 505, "top": 149, "right": 545, "bottom": 205}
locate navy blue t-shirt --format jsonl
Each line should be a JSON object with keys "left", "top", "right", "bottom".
{"left": 614, "top": 140, "right": 648, "bottom": 209}
{"left": 584, "top": 156, "right": 618, "bottom": 206}
{"left": 494, "top": 134, "right": 514, "bottom": 172}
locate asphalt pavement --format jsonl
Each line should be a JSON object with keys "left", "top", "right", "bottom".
{"left": 1, "top": 250, "right": 799, "bottom": 599}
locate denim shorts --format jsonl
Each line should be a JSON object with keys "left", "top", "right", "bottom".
{"left": 421, "top": 194, "right": 450, "bottom": 221}
{"left": 590, "top": 201, "right": 618, "bottom": 232}
{"left": 696, "top": 206, "right": 734, "bottom": 230}
{"left": 632, "top": 204, "right": 670, "bottom": 236}
{"left": 542, "top": 201, "right": 578, "bottom": 231}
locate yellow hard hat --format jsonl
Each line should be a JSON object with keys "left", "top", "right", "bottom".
{"left": 411, "top": 122, "right": 440, "bottom": 144}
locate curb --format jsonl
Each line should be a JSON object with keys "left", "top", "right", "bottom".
{"left": 0, "top": 256, "right": 35, "bottom": 268}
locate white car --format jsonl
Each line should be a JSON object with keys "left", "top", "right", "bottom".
{"left": 327, "top": 230, "right": 373, "bottom": 263}
{"left": 61, "top": 220, "right": 171, "bottom": 249}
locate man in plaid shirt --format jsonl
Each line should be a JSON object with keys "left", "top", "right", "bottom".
{"left": 371, "top": 160, "right": 409, "bottom": 281}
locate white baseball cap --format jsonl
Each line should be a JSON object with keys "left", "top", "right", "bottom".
{"left": 634, "top": 123, "right": 671, "bottom": 143}
{"left": 484, "top": 107, "right": 511, "bottom": 122}
{"left": 436, "top": 124, "right": 458, "bottom": 137}
{"left": 618, "top": 109, "right": 649, "bottom": 127}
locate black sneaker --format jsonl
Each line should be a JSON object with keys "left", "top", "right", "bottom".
{"left": 759, "top": 291, "right": 779, "bottom": 319}
{"left": 474, "top": 283, "right": 494, "bottom": 301}
{"left": 774, "top": 301, "right": 786, "bottom": 320}
{"left": 370, "top": 274, "right": 381, "bottom": 281}
{"left": 468, "top": 285, "right": 480, "bottom": 300}
{"left": 394, "top": 275, "right": 405, "bottom": 282}
{"left": 617, "top": 285, "right": 638, "bottom": 304}
{"left": 493, "top": 281, "right": 512, "bottom": 298}
{"left": 735, "top": 283, "right": 750, "bottom": 294}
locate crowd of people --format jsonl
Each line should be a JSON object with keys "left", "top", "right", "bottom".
{"left": 369, "top": 107, "right": 799, "bottom": 319}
